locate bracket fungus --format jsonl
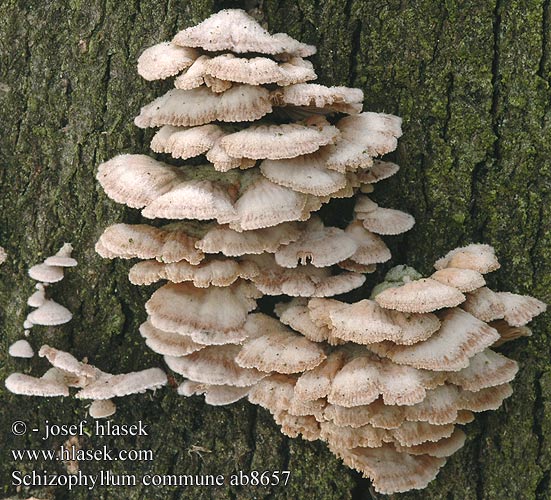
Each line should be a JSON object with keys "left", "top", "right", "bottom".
{"left": 89, "top": 9, "right": 547, "bottom": 494}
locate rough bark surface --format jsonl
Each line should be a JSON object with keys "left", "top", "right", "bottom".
{"left": 0, "top": 0, "right": 550, "bottom": 499}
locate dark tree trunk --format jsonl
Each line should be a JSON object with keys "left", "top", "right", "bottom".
{"left": 1, "top": 0, "right": 550, "bottom": 499}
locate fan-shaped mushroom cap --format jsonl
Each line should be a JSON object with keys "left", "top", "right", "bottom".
{"left": 5, "top": 373, "right": 69, "bottom": 397}
{"left": 430, "top": 268, "right": 486, "bottom": 293}
{"left": 204, "top": 53, "right": 317, "bottom": 86}
{"left": 395, "top": 428, "right": 467, "bottom": 458}
{"left": 206, "top": 141, "right": 257, "bottom": 172}
{"left": 320, "top": 421, "right": 387, "bottom": 449}
{"left": 323, "top": 112, "right": 403, "bottom": 172}
{"left": 172, "top": 9, "right": 315, "bottom": 57}
{"left": 38, "top": 345, "right": 97, "bottom": 379}
{"left": 129, "top": 258, "right": 258, "bottom": 287}
{"left": 274, "top": 217, "right": 357, "bottom": 268}
{"left": 294, "top": 350, "right": 347, "bottom": 401}
{"left": 89, "top": 399, "right": 117, "bottom": 419}
{"left": 274, "top": 411, "right": 321, "bottom": 441}
{"left": 27, "top": 286, "right": 46, "bottom": 308}
{"left": 273, "top": 83, "right": 364, "bottom": 114}
{"left": 146, "top": 281, "right": 259, "bottom": 335}
{"left": 323, "top": 400, "right": 405, "bottom": 430}
{"left": 498, "top": 292, "right": 547, "bottom": 326}
{"left": 44, "top": 243, "right": 77, "bottom": 267}
{"left": 375, "top": 278, "right": 466, "bottom": 313}
{"left": 134, "top": 86, "right": 272, "bottom": 128}
{"left": 196, "top": 222, "right": 301, "bottom": 256}
{"left": 490, "top": 319, "right": 532, "bottom": 346}
{"left": 151, "top": 124, "right": 225, "bottom": 160}
{"left": 173, "top": 55, "right": 214, "bottom": 90}
{"left": 137, "top": 42, "right": 198, "bottom": 81}
{"left": 260, "top": 153, "right": 348, "bottom": 197}
{"left": 248, "top": 373, "right": 296, "bottom": 414}
{"left": 231, "top": 178, "right": 309, "bottom": 231}
{"left": 445, "top": 349, "right": 518, "bottom": 392}
{"left": 97, "top": 154, "right": 184, "bottom": 209}
{"left": 141, "top": 179, "right": 238, "bottom": 223}
{"left": 9, "top": 340, "right": 34, "bottom": 358}
{"left": 330, "top": 444, "right": 446, "bottom": 494}
{"left": 434, "top": 243, "right": 500, "bottom": 274}
{"left": 329, "top": 353, "right": 446, "bottom": 407}
{"left": 344, "top": 221, "right": 391, "bottom": 265}
{"left": 391, "top": 421, "right": 456, "bottom": 447}
{"left": 27, "top": 300, "right": 72, "bottom": 326}
{"left": 357, "top": 206, "right": 415, "bottom": 235}
{"left": 97, "top": 223, "right": 204, "bottom": 265}
{"left": 219, "top": 118, "right": 339, "bottom": 161}
{"left": 178, "top": 380, "right": 250, "bottom": 406}
{"left": 28, "top": 263, "right": 64, "bottom": 283}
{"left": 236, "top": 313, "right": 326, "bottom": 374}
{"left": 139, "top": 319, "right": 206, "bottom": 356}
{"left": 166, "top": 345, "right": 266, "bottom": 387}
{"left": 250, "top": 255, "right": 365, "bottom": 297}
{"left": 307, "top": 297, "right": 348, "bottom": 328}
{"left": 357, "top": 160, "right": 400, "bottom": 184}
{"left": 337, "top": 260, "right": 377, "bottom": 274}
{"left": 368, "top": 309, "right": 499, "bottom": 371}
{"left": 276, "top": 299, "right": 342, "bottom": 344}
{"left": 403, "top": 385, "right": 462, "bottom": 425}
{"left": 458, "top": 383, "right": 513, "bottom": 412}
{"left": 76, "top": 368, "right": 167, "bottom": 400}
{"left": 462, "top": 287, "right": 505, "bottom": 322}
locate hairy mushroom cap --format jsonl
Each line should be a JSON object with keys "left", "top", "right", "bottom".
{"left": 276, "top": 299, "right": 341, "bottom": 344}
{"left": 9, "top": 340, "right": 34, "bottom": 358}
{"left": 236, "top": 313, "right": 326, "bottom": 374}
{"left": 166, "top": 345, "right": 266, "bottom": 387}
{"left": 294, "top": 350, "right": 347, "bottom": 401}
{"left": 139, "top": 319, "right": 206, "bottom": 356}
{"left": 137, "top": 42, "right": 198, "bottom": 80}
{"left": 274, "top": 411, "right": 321, "bottom": 441}
{"left": 330, "top": 444, "right": 446, "bottom": 495}
{"left": 231, "top": 178, "right": 309, "bottom": 231}
{"left": 250, "top": 255, "right": 365, "bottom": 297}
{"left": 27, "top": 286, "right": 46, "bottom": 308}
{"left": 38, "top": 345, "right": 97, "bottom": 380}
{"left": 27, "top": 300, "right": 72, "bottom": 326}
{"left": 178, "top": 381, "right": 250, "bottom": 405}
{"left": 394, "top": 428, "right": 466, "bottom": 458}
{"left": 260, "top": 153, "right": 348, "bottom": 197}
{"left": 462, "top": 287, "right": 506, "bottom": 322}
{"left": 248, "top": 373, "right": 296, "bottom": 414}
{"left": 88, "top": 399, "right": 117, "bottom": 419}
{"left": 219, "top": 118, "right": 339, "bottom": 161}
{"left": 134, "top": 86, "right": 272, "bottom": 128}
{"left": 274, "top": 217, "right": 358, "bottom": 268}
{"left": 96, "top": 154, "right": 184, "bottom": 208}
{"left": 172, "top": 9, "right": 315, "bottom": 56}
{"left": 357, "top": 206, "right": 415, "bottom": 235}
{"left": 375, "top": 278, "right": 466, "bottom": 313}
{"left": 320, "top": 421, "right": 387, "bottom": 449}
{"left": 5, "top": 373, "right": 69, "bottom": 397}
{"left": 151, "top": 124, "right": 225, "bottom": 160}
{"left": 344, "top": 221, "right": 392, "bottom": 265}
{"left": 430, "top": 268, "right": 486, "bottom": 293}
{"left": 196, "top": 222, "right": 301, "bottom": 256}
{"left": 44, "top": 243, "right": 77, "bottom": 267}
{"left": 433, "top": 243, "right": 500, "bottom": 274}
{"left": 204, "top": 53, "right": 317, "bottom": 86}
{"left": 357, "top": 160, "right": 400, "bottom": 184}
{"left": 497, "top": 292, "right": 547, "bottom": 326}
{"left": 76, "top": 368, "right": 167, "bottom": 400}
{"left": 141, "top": 179, "right": 238, "bottom": 223}
{"left": 328, "top": 353, "right": 446, "bottom": 407}
{"left": 146, "top": 281, "right": 259, "bottom": 335}
{"left": 274, "top": 83, "right": 364, "bottom": 114}
{"left": 129, "top": 257, "right": 258, "bottom": 287}
{"left": 445, "top": 349, "right": 519, "bottom": 392}
{"left": 368, "top": 309, "right": 500, "bottom": 371}
{"left": 403, "top": 385, "right": 462, "bottom": 425}
{"left": 458, "top": 383, "right": 513, "bottom": 412}
{"left": 28, "top": 263, "right": 64, "bottom": 283}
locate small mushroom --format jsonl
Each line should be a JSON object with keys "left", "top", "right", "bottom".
{"left": 8, "top": 340, "right": 34, "bottom": 358}
{"left": 26, "top": 300, "right": 72, "bottom": 326}
{"left": 28, "top": 263, "right": 64, "bottom": 283}
{"left": 5, "top": 373, "right": 69, "bottom": 397}
{"left": 137, "top": 42, "right": 198, "bottom": 81}
{"left": 89, "top": 399, "right": 117, "bottom": 419}
{"left": 43, "top": 243, "right": 78, "bottom": 267}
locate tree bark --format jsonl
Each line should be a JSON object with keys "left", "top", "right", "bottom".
{"left": 1, "top": 0, "right": 550, "bottom": 499}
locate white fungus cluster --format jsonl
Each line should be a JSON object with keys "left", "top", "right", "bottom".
{"left": 92, "top": 9, "right": 546, "bottom": 494}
